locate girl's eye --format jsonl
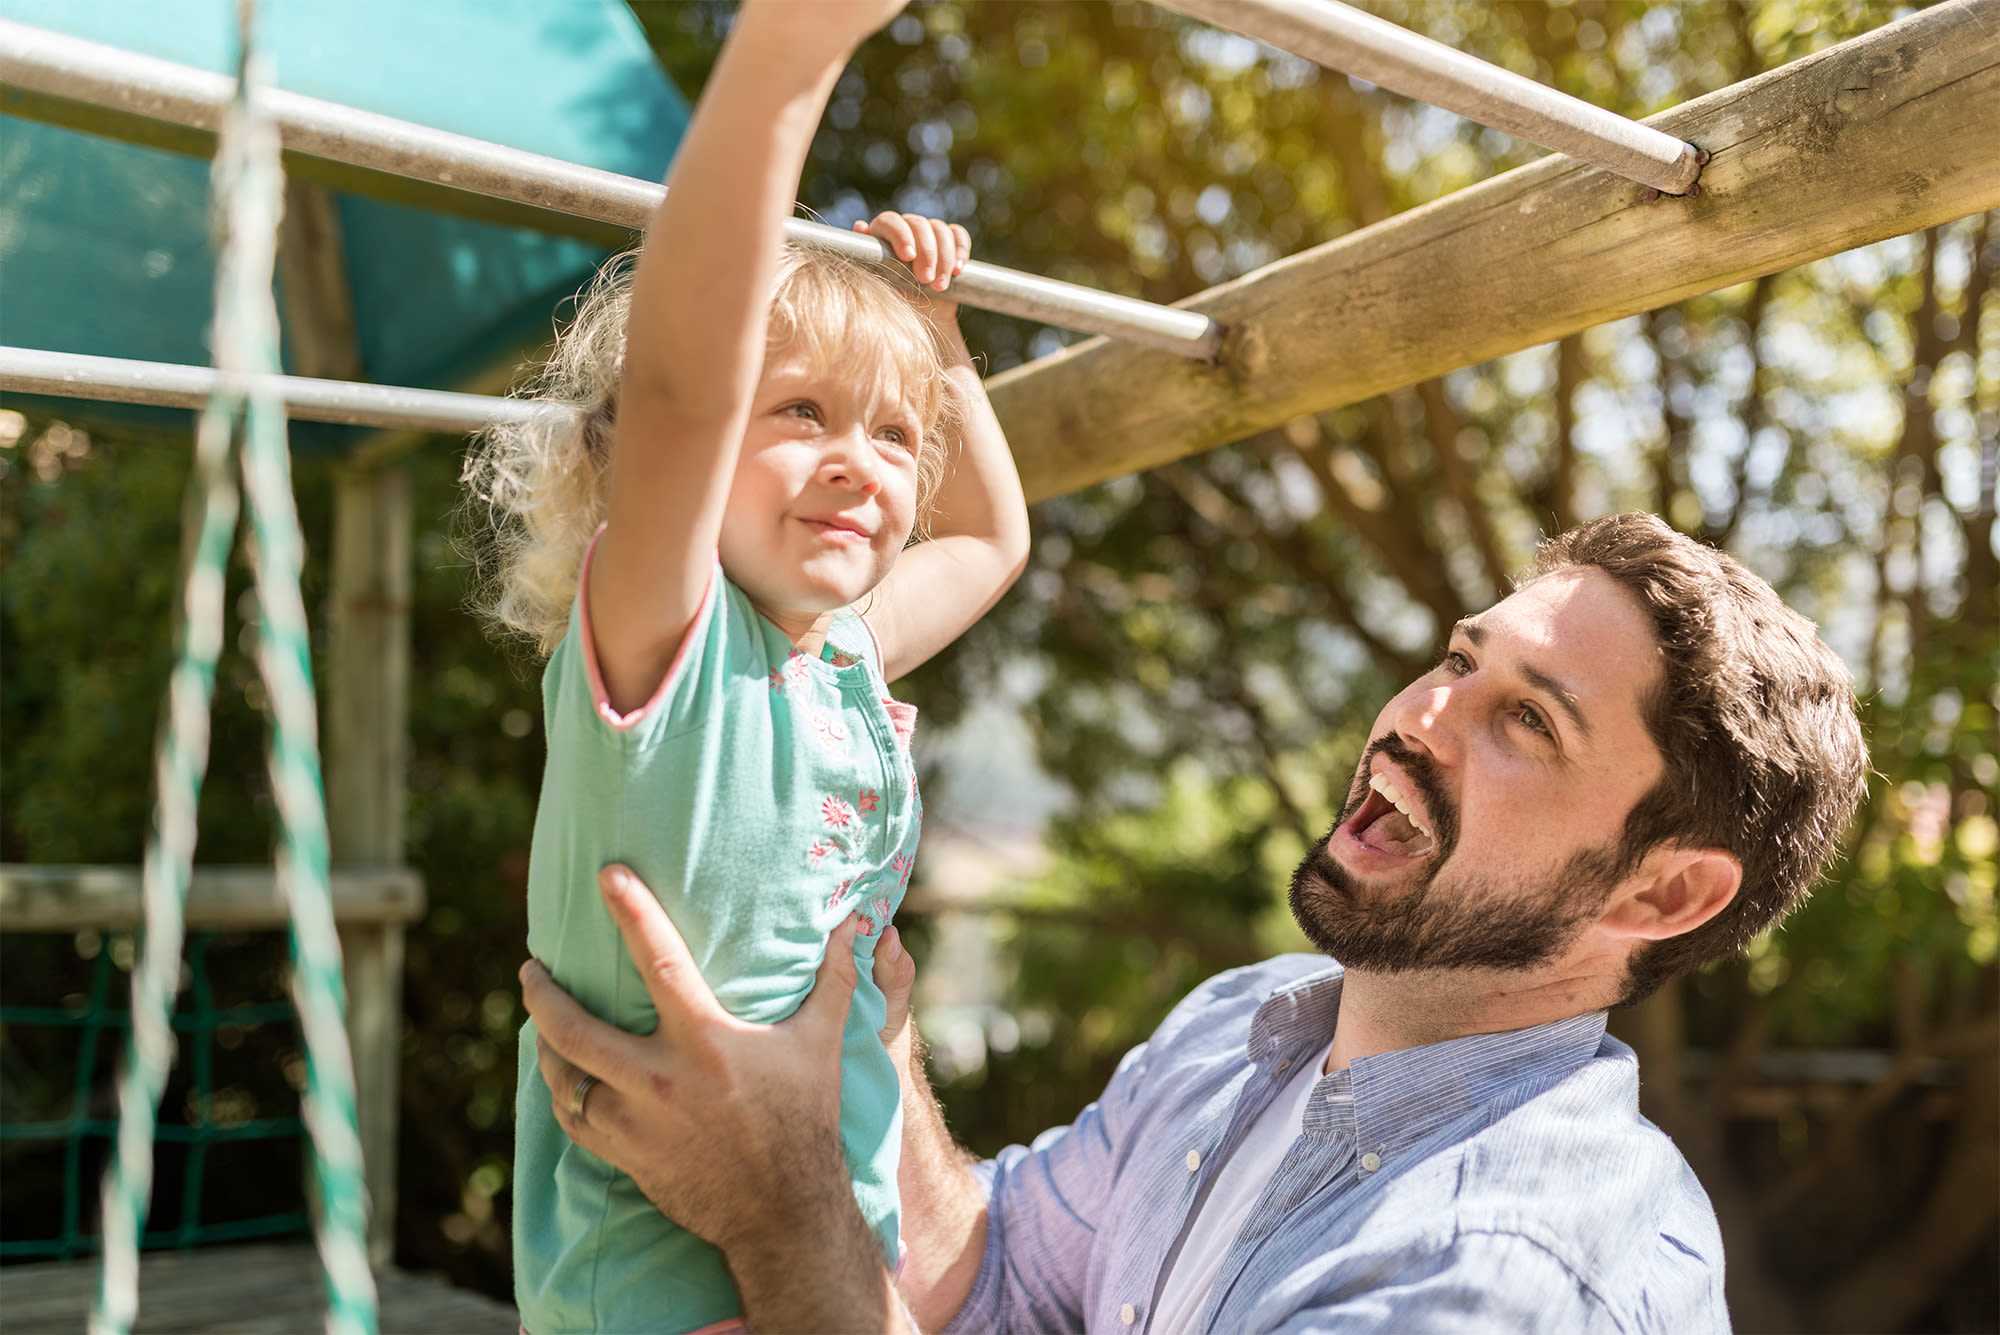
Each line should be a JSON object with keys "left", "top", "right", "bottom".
{"left": 877, "top": 425, "right": 912, "bottom": 449}
{"left": 785, "top": 400, "right": 822, "bottom": 423}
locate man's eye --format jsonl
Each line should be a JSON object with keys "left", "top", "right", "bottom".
{"left": 1439, "top": 650, "right": 1473, "bottom": 675}
{"left": 1516, "top": 704, "right": 1552, "bottom": 737}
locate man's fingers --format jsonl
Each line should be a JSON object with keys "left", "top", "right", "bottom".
{"left": 521, "top": 956, "right": 651, "bottom": 1080}
{"left": 598, "top": 864, "right": 728, "bottom": 1032}
{"left": 873, "top": 926, "right": 916, "bottom": 1048}
{"left": 535, "top": 1034, "right": 582, "bottom": 1105}
{"left": 799, "top": 916, "right": 862, "bottom": 1039}
{"left": 547, "top": 1052, "right": 624, "bottom": 1157}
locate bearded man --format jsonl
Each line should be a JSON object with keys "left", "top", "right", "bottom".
{"left": 520, "top": 512, "right": 1867, "bottom": 1333}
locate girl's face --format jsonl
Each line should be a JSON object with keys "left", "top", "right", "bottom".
{"left": 719, "top": 348, "right": 924, "bottom": 625}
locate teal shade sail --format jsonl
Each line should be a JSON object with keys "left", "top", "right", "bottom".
{"left": 0, "top": 0, "right": 688, "bottom": 449}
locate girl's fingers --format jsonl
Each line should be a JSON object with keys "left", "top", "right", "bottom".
{"left": 858, "top": 211, "right": 970, "bottom": 287}
{"left": 903, "top": 212, "right": 940, "bottom": 284}
{"left": 928, "top": 218, "right": 958, "bottom": 290}
{"left": 868, "top": 210, "right": 918, "bottom": 266}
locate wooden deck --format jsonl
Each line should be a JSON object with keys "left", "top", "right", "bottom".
{"left": 1, "top": 1244, "right": 517, "bottom": 1333}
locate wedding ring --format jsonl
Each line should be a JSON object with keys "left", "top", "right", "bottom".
{"left": 570, "top": 1072, "right": 599, "bottom": 1121}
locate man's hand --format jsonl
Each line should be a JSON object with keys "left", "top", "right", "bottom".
{"left": 521, "top": 865, "right": 904, "bottom": 1328}
{"left": 875, "top": 923, "right": 918, "bottom": 1069}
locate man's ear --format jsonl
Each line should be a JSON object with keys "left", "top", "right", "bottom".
{"left": 1598, "top": 845, "right": 1742, "bottom": 944}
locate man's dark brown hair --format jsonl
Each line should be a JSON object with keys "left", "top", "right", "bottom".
{"left": 1525, "top": 513, "right": 1870, "bottom": 1004}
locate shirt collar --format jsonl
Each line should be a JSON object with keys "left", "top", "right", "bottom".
{"left": 1246, "top": 962, "right": 1609, "bottom": 1155}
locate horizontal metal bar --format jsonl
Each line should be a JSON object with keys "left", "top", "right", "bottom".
{"left": 0, "top": 20, "right": 1223, "bottom": 359}
{"left": 0, "top": 346, "right": 546, "bottom": 435}
{"left": 1155, "top": 0, "right": 1703, "bottom": 195}
{"left": 0, "top": 863, "right": 426, "bottom": 931}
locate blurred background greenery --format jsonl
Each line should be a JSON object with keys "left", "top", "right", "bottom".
{"left": 2, "top": 2, "right": 1994, "bottom": 1331}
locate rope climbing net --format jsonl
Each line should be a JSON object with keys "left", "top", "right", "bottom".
{"left": 87, "top": 3, "right": 377, "bottom": 1332}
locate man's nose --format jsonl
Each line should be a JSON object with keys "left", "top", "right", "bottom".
{"left": 1392, "top": 681, "right": 1469, "bottom": 767}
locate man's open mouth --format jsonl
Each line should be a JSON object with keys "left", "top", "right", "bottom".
{"left": 1340, "top": 772, "right": 1438, "bottom": 859}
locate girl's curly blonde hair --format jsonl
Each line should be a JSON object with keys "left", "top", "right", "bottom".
{"left": 461, "top": 244, "right": 960, "bottom": 655}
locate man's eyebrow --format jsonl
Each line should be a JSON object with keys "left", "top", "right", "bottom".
{"left": 1451, "top": 619, "right": 1592, "bottom": 740}
{"left": 1521, "top": 664, "right": 1592, "bottom": 740}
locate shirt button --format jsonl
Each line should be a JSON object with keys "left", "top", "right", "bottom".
{"left": 1360, "top": 1151, "right": 1382, "bottom": 1172}
{"left": 1185, "top": 1149, "right": 1201, "bottom": 1172}
{"left": 1120, "top": 1302, "right": 1138, "bottom": 1325}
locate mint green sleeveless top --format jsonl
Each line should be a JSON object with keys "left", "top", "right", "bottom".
{"left": 514, "top": 535, "right": 919, "bottom": 1334}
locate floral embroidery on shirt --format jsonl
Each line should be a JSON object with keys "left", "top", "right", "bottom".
{"left": 826, "top": 877, "right": 854, "bottom": 910}
{"left": 857, "top": 788, "right": 880, "bottom": 814}
{"left": 809, "top": 709, "right": 848, "bottom": 748}
{"left": 806, "top": 838, "right": 835, "bottom": 868}
{"left": 892, "top": 853, "right": 914, "bottom": 886}
{"left": 827, "top": 649, "right": 861, "bottom": 669}
{"left": 821, "top": 795, "right": 857, "bottom": 829}
{"left": 848, "top": 910, "right": 878, "bottom": 938}
{"left": 869, "top": 895, "right": 892, "bottom": 924}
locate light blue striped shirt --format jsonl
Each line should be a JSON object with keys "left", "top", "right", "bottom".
{"left": 942, "top": 956, "right": 1727, "bottom": 1334}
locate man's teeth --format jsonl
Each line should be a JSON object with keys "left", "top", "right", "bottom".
{"left": 1368, "top": 773, "right": 1433, "bottom": 839}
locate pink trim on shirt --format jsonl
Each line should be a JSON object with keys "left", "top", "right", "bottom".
{"left": 882, "top": 699, "right": 918, "bottom": 746}
{"left": 576, "top": 525, "right": 719, "bottom": 733}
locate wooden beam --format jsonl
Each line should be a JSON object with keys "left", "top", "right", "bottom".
{"left": 0, "top": 865, "right": 425, "bottom": 932}
{"left": 988, "top": 0, "right": 2000, "bottom": 503}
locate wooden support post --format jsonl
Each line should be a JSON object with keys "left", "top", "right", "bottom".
{"left": 984, "top": 0, "right": 2000, "bottom": 502}
{"left": 278, "top": 180, "right": 409, "bottom": 1266}
{"left": 327, "top": 463, "right": 410, "bottom": 1269}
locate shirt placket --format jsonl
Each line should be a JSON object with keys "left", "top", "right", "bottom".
{"left": 1125, "top": 1060, "right": 1288, "bottom": 1335}
{"left": 838, "top": 671, "right": 908, "bottom": 897}
{"left": 1198, "top": 1134, "right": 1357, "bottom": 1331}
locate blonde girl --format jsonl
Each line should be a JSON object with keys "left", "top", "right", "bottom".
{"left": 463, "top": 2, "right": 1028, "bottom": 1330}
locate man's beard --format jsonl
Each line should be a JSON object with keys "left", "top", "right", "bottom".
{"left": 1288, "top": 735, "right": 1626, "bottom": 974}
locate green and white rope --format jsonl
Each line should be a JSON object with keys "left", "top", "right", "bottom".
{"left": 90, "top": 3, "right": 378, "bottom": 1332}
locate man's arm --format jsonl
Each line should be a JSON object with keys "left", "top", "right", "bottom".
{"left": 872, "top": 933, "right": 989, "bottom": 1329}
{"left": 1262, "top": 1232, "right": 1626, "bottom": 1334}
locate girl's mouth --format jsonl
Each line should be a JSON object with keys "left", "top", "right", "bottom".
{"left": 800, "top": 518, "right": 869, "bottom": 544}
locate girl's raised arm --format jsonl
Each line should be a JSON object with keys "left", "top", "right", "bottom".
{"left": 858, "top": 215, "right": 1032, "bottom": 683}
{"left": 590, "top": 0, "right": 904, "bottom": 712}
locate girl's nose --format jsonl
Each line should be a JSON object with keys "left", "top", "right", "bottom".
{"left": 824, "top": 431, "right": 882, "bottom": 496}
